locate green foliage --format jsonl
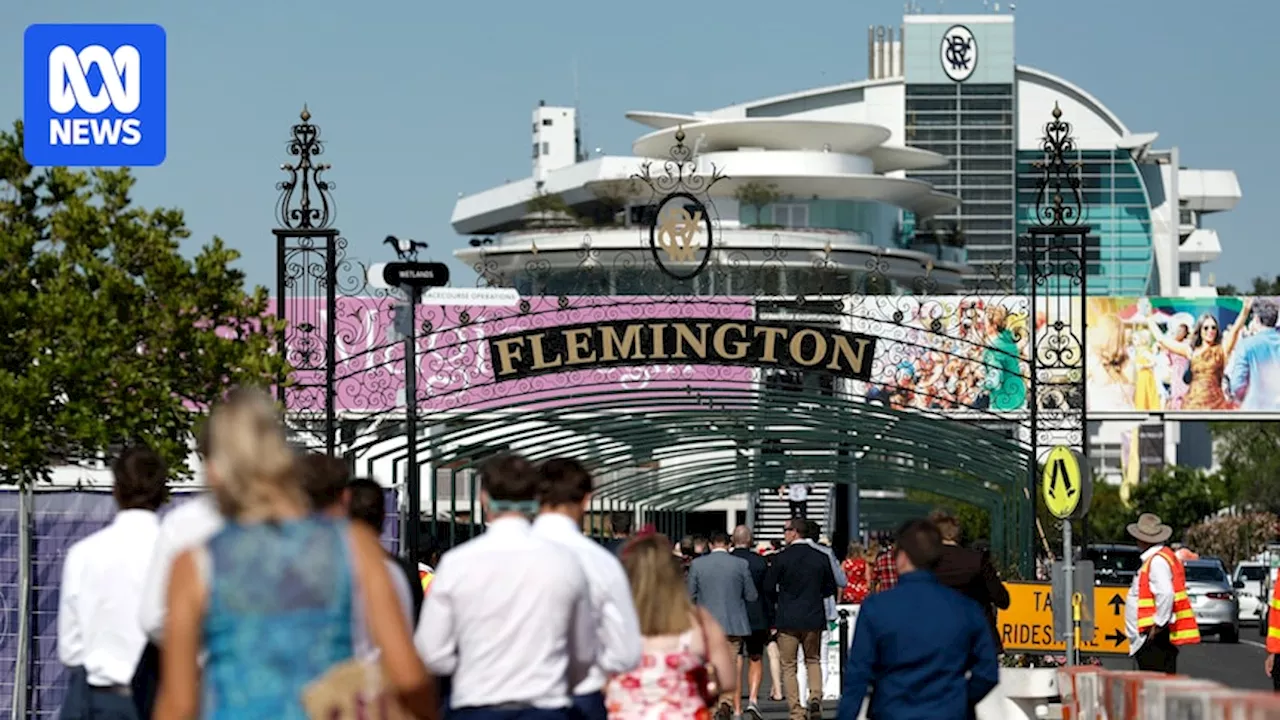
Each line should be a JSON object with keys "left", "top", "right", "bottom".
{"left": 1126, "top": 465, "right": 1232, "bottom": 539}
{"left": 0, "top": 120, "right": 286, "bottom": 485}
{"left": 1211, "top": 421, "right": 1280, "bottom": 514}
{"left": 905, "top": 490, "right": 991, "bottom": 543}
{"left": 1217, "top": 275, "right": 1280, "bottom": 296}
{"left": 525, "top": 191, "right": 571, "bottom": 218}
{"left": 1184, "top": 512, "right": 1278, "bottom": 568}
{"left": 731, "top": 182, "right": 781, "bottom": 227}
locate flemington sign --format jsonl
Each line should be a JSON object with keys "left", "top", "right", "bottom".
{"left": 488, "top": 320, "right": 878, "bottom": 381}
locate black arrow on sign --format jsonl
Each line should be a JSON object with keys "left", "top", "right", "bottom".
{"left": 1108, "top": 594, "right": 1124, "bottom": 616}
{"left": 1106, "top": 630, "right": 1126, "bottom": 647}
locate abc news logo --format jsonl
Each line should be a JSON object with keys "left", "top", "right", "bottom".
{"left": 48, "top": 44, "right": 143, "bottom": 147}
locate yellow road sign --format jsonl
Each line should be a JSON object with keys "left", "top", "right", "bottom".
{"left": 1042, "top": 445, "right": 1085, "bottom": 519}
{"left": 997, "top": 581, "right": 1130, "bottom": 655}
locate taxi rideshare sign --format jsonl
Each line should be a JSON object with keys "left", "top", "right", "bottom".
{"left": 998, "top": 582, "right": 1130, "bottom": 655}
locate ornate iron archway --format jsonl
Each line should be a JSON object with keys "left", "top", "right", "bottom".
{"left": 268, "top": 108, "right": 1089, "bottom": 576}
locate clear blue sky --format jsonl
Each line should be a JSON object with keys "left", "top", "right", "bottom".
{"left": 2, "top": 0, "right": 1274, "bottom": 293}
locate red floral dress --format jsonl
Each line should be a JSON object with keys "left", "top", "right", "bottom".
{"left": 606, "top": 629, "right": 709, "bottom": 720}
{"left": 841, "top": 557, "right": 869, "bottom": 604}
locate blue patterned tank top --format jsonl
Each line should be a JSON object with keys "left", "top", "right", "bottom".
{"left": 201, "top": 516, "right": 355, "bottom": 720}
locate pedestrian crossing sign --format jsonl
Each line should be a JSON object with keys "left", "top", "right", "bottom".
{"left": 1041, "top": 445, "right": 1091, "bottom": 520}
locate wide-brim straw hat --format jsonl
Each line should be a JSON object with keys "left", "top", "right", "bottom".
{"left": 1127, "top": 513, "right": 1173, "bottom": 544}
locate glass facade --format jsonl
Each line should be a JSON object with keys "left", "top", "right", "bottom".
{"left": 904, "top": 84, "right": 1017, "bottom": 289}
{"left": 740, "top": 199, "right": 900, "bottom": 247}
{"left": 1015, "top": 149, "right": 1155, "bottom": 296}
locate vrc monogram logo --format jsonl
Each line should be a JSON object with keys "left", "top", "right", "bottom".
{"left": 939, "top": 24, "right": 977, "bottom": 83}
{"left": 23, "top": 24, "right": 167, "bottom": 167}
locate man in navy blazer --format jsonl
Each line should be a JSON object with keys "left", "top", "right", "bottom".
{"left": 837, "top": 519, "right": 999, "bottom": 720}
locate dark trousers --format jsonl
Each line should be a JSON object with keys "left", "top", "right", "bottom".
{"left": 451, "top": 707, "right": 571, "bottom": 720}
{"left": 1134, "top": 627, "right": 1178, "bottom": 674}
{"left": 1272, "top": 652, "right": 1280, "bottom": 692}
{"left": 570, "top": 693, "right": 607, "bottom": 720}
{"left": 129, "top": 641, "right": 161, "bottom": 719}
{"left": 59, "top": 668, "right": 139, "bottom": 720}
{"left": 789, "top": 501, "right": 806, "bottom": 518}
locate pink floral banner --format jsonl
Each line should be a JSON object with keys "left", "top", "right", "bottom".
{"left": 268, "top": 296, "right": 756, "bottom": 413}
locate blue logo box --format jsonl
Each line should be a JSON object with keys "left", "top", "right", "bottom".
{"left": 23, "top": 24, "right": 167, "bottom": 167}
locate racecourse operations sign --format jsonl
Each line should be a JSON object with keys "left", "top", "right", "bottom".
{"left": 488, "top": 320, "right": 877, "bottom": 381}
{"left": 998, "top": 582, "right": 1130, "bottom": 655}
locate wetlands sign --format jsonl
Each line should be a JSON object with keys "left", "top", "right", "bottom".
{"left": 488, "top": 320, "right": 877, "bottom": 381}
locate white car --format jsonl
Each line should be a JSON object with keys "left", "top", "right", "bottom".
{"left": 1234, "top": 561, "right": 1269, "bottom": 624}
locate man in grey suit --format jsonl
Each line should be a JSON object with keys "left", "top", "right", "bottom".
{"left": 689, "top": 532, "right": 759, "bottom": 720}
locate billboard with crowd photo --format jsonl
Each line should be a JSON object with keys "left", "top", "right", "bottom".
{"left": 1085, "top": 296, "right": 1280, "bottom": 414}
{"left": 841, "top": 296, "right": 1037, "bottom": 415}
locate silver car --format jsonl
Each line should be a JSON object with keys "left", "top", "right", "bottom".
{"left": 1184, "top": 560, "right": 1241, "bottom": 643}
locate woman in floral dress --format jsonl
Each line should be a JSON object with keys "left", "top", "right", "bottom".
{"left": 607, "top": 532, "right": 738, "bottom": 720}
{"left": 840, "top": 542, "right": 871, "bottom": 604}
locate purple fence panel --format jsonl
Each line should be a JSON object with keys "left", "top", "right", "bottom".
{"left": 0, "top": 485, "right": 401, "bottom": 718}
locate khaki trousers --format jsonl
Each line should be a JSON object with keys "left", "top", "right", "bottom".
{"left": 776, "top": 630, "right": 822, "bottom": 720}
{"left": 719, "top": 636, "right": 745, "bottom": 709}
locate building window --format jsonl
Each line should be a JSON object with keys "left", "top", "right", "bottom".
{"left": 1179, "top": 262, "right": 1201, "bottom": 287}
{"left": 541, "top": 142, "right": 550, "bottom": 155}
{"left": 532, "top": 143, "right": 538, "bottom": 159}
{"left": 773, "top": 204, "right": 809, "bottom": 228}
{"left": 1179, "top": 208, "right": 1197, "bottom": 227}
{"left": 1091, "top": 442, "right": 1123, "bottom": 480}
{"left": 542, "top": 118, "right": 553, "bottom": 126}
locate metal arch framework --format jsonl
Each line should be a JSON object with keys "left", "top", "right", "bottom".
{"left": 336, "top": 385, "right": 1032, "bottom": 568}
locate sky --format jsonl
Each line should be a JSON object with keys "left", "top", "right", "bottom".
{"left": 1, "top": 0, "right": 1274, "bottom": 294}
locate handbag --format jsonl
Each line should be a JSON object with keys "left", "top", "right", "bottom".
{"left": 301, "top": 657, "right": 413, "bottom": 720}
{"left": 687, "top": 615, "right": 721, "bottom": 708}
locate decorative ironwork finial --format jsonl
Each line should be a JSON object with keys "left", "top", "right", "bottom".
{"left": 631, "top": 125, "right": 727, "bottom": 197}
{"left": 1030, "top": 102, "right": 1084, "bottom": 229}
{"left": 276, "top": 106, "right": 335, "bottom": 231}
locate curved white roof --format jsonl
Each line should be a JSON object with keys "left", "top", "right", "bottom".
{"left": 633, "top": 119, "right": 892, "bottom": 157}
{"left": 625, "top": 110, "right": 697, "bottom": 129}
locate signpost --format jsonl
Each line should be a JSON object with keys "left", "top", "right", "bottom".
{"left": 997, "top": 582, "right": 1130, "bottom": 655}
{"left": 370, "top": 254, "right": 450, "bottom": 568}
{"left": 1040, "top": 444, "right": 1094, "bottom": 666}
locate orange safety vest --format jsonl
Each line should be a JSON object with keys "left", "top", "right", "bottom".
{"left": 1136, "top": 546, "right": 1201, "bottom": 645}
{"left": 420, "top": 569, "right": 434, "bottom": 595}
{"left": 1266, "top": 576, "right": 1280, "bottom": 653}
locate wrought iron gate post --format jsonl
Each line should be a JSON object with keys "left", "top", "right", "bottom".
{"left": 1020, "top": 102, "right": 1092, "bottom": 578}
{"left": 274, "top": 106, "right": 342, "bottom": 455}
{"left": 402, "top": 290, "right": 421, "bottom": 565}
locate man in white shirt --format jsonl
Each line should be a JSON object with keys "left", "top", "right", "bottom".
{"left": 533, "top": 458, "right": 642, "bottom": 720}
{"left": 416, "top": 454, "right": 597, "bottom": 720}
{"left": 58, "top": 446, "right": 169, "bottom": 720}
{"left": 1124, "top": 513, "right": 1179, "bottom": 672}
{"left": 785, "top": 483, "right": 810, "bottom": 519}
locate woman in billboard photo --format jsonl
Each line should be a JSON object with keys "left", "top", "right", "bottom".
{"left": 1149, "top": 298, "right": 1252, "bottom": 411}
{"left": 1087, "top": 312, "right": 1135, "bottom": 411}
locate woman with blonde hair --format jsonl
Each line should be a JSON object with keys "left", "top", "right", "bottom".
{"left": 153, "top": 387, "right": 437, "bottom": 719}
{"left": 607, "top": 532, "right": 738, "bottom": 720}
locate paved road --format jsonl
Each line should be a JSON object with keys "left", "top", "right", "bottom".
{"left": 1099, "top": 625, "right": 1274, "bottom": 691}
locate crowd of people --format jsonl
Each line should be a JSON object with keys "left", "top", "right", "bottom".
{"left": 55, "top": 384, "right": 1037, "bottom": 720}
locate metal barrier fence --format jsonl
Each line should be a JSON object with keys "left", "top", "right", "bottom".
{"left": 0, "top": 487, "right": 400, "bottom": 720}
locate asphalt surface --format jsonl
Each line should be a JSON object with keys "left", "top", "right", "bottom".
{"left": 1097, "top": 621, "right": 1275, "bottom": 692}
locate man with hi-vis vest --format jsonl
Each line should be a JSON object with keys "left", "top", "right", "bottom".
{"left": 1264, "top": 571, "right": 1280, "bottom": 689}
{"left": 1124, "top": 513, "right": 1201, "bottom": 673}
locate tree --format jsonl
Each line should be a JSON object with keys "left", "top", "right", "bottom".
{"left": 587, "top": 180, "right": 636, "bottom": 226}
{"left": 1185, "top": 512, "right": 1278, "bottom": 568}
{"left": 1218, "top": 275, "right": 1280, "bottom": 296}
{"left": 525, "top": 190, "right": 572, "bottom": 222}
{"left": 1125, "top": 465, "right": 1232, "bottom": 538}
{"left": 732, "top": 182, "right": 781, "bottom": 227}
{"left": 1212, "top": 421, "right": 1280, "bottom": 514}
{"left": 0, "top": 121, "right": 286, "bottom": 485}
